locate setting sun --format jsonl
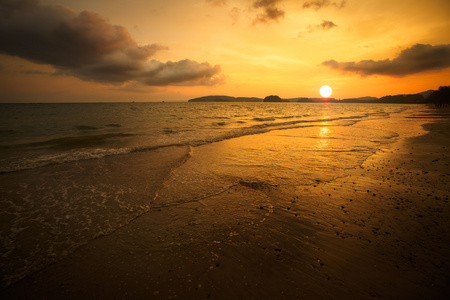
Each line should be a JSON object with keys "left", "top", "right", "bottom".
{"left": 320, "top": 85, "right": 332, "bottom": 98}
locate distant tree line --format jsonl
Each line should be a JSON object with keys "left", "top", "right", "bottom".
{"left": 427, "top": 86, "right": 450, "bottom": 106}
{"left": 378, "top": 93, "right": 425, "bottom": 104}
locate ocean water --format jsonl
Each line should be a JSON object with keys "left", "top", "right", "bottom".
{"left": 0, "top": 102, "right": 409, "bottom": 173}
{"left": 0, "top": 102, "right": 425, "bottom": 286}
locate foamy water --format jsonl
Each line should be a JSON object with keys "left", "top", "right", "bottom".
{"left": 0, "top": 102, "right": 425, "bottom": 287}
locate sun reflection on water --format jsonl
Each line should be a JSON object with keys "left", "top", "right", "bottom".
{"left": 319, "top": 126, "right": 330, "bottom": 137}
{"left": 317, "top": 126, "right": 331, "bottom": 151}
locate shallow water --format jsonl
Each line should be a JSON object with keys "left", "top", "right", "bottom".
{"left": 0, "top": 102, "right": 428, "bottom": 286}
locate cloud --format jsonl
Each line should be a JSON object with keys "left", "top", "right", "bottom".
{"left": 138, "top": 59, "right": 225, "bottom": 86}
{"left": 322, "top": 44, "right": 450, "bottom": 77}
{"left": 251, "top": 0, "right": 285, "bottom": 24}
{"left": 206, "top": 0, "right": 284, "bottom": 25}
{"left": 229, "top": 7, "right": 240, "bottom": 24}
{"left": 303, "top": 0, "right": 346, "bottom": 10}
{"left": 307, "top": 20, "right": 337, "bottom": 33}
{"left": 0, "top": 0, "right": 223, "bottom": 86}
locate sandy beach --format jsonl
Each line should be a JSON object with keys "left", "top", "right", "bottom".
{"left": 1, "top": 107, "right": 449, "bottom": 299}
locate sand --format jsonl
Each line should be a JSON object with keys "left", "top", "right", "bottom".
{"left": 1, "top": 108, "right": 449, "bottom": 299}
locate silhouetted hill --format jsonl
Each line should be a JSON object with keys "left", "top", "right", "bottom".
{"left": 263, "top": 95, "right": 284, "bottom": 102}
{"left": 340, "top": 97, "right": 378, "bottom": 103}
{"left": 378, "top": 93, "right": 425, "bottom": 104}
{"left": 419, "top": 90, "right": 435, "bottom": 98}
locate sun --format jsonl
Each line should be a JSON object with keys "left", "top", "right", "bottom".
{"left": 320, "top": 85, "right": 332, "bottom": 98}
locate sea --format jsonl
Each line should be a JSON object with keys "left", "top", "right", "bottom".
{"left": 0, "top": 102, "right": 428, "bottom": 287}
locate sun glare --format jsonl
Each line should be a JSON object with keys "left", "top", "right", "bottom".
{"left": 320, "top": 85, "right": 332, "bottom": 98}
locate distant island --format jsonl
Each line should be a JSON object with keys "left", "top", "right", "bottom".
{"left": 188, "top": 86, "right": 450, "bottom": 105}
{"left": 188, "top": 96, "right": 262, "bottom": 103}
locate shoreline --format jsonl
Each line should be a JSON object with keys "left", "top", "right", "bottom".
{"left": 1, "top": 108, "right": 449, "bottom": 299}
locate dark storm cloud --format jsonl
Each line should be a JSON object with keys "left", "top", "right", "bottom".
{"left": 322, "top": 44, "right": 450, "bottom": 77}
{"left": 0, "top": 0, "right": 223, "bottom": 86}
{"left": 303, "top": 0, "right": 346, "bottom": 10}
{"left": 0, "top": 0, "right": 37, "bottom": 15}
{"left": 21, "top": 70, "right": 52, "bottom": 75}
{"left": 307, "top": 20, "right": 337, "bottom": 32}
{"left": 252, "top": 0, "right": 285, "bottom": 24}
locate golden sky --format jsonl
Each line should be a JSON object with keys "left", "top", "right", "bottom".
{"left": 1, "top": 0, "right": 449, "bottom": 102}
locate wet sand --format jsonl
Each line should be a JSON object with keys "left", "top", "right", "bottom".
{"left": 1, "top": 109, "right": 449, "bottom": 299}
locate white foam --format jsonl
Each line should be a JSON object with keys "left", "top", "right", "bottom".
{"left": 0, "top": 148, "right": 132, "bottom": 173}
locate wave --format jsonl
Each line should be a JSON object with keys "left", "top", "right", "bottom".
{"left": 76, "top": 124, "right": 123, "bottom": 130}
{"left": 252, "top": 111, "right": 388, "bottom": 124}
{"left": 76, "top": 125, "right": 99, "bottom": 130}
{"left": 0, "top": 148, "right": 132, "bottom": 173}
{"left": 2, "top": 133, "right": 133, "bottom": 150}
{"left": 162, "top": 128, "right": 177, "bottom": 134}
{"left": 0, "top": 143, "right": 194, "bottom": 174}
{"left": 213, "top": 122, "right": 227, "bottom": 126}
{"left": 253, "top": 117, "right": 276, "bottom": 122}
{"left": 252, "top": 115, "right": 303, "bottom": 122}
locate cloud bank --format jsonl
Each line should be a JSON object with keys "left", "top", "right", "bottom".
{"left": 303, "top": 0, "right": 346, "bottom": 10}
{"left": 0, "top": 0, "right": 224, "bottom": 86}
{"left": 252, "top": 0, "right": 285, "bottom": 24}
{"left": 322, "top": 44, "right": 450, "bottom": 77}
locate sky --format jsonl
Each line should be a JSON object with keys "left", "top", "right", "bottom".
{"left": 0, "top": 0, "right": 449, "bottom": 102}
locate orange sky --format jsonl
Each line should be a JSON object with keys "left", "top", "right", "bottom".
{"left": 0, "top": 0, "right": 449, "bottom": 102}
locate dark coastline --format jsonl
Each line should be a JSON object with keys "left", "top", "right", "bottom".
{"left": 187, "top": 87, "right": 447, "bottom": 104}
